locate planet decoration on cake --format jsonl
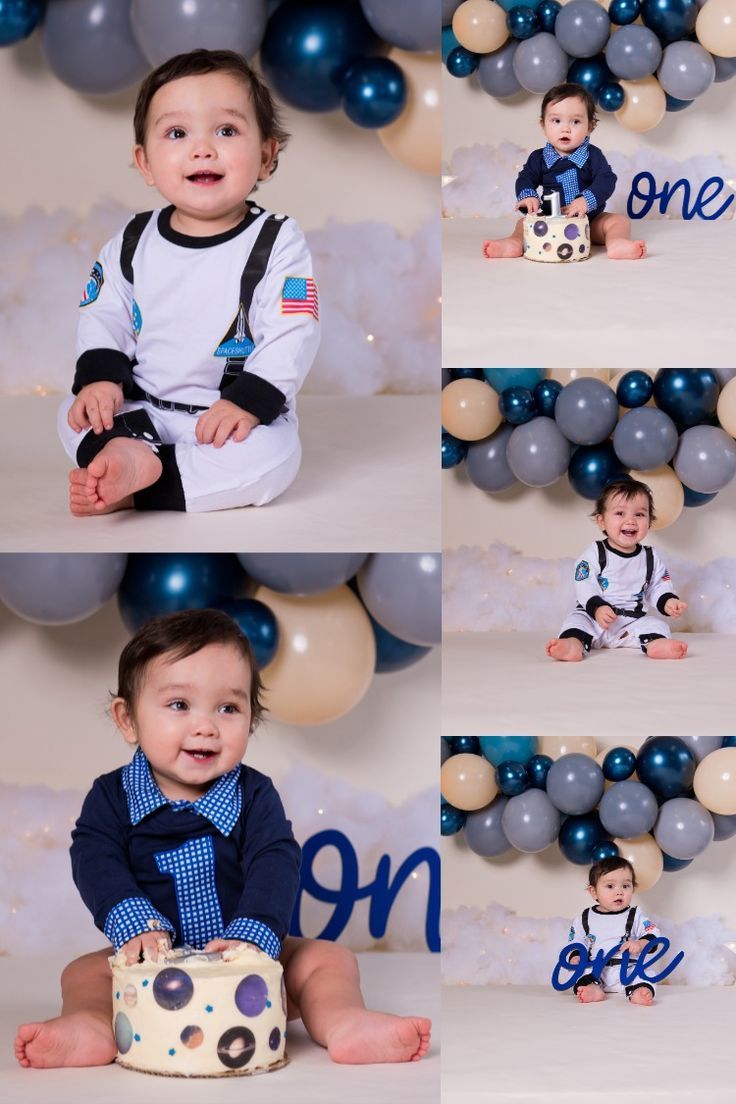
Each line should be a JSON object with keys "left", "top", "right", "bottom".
{"left": 523, "top": 215, "right": 591, "bottom": 262}
{"left": 110, "top": 944, "right": 287, "bottom": 1077}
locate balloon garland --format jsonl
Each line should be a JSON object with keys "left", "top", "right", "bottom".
{"left": 441, "top": 735, "right": 736, "bottom": 889}
{"left": 0, "top": 552, "right": 439, "bottom": 726}
{"left": 443, "top": 0, "right": 736, "bottom": 132}
{"left": 0, "top": 0, "right": 440, "bottom": 172}
{"left": 442, "top": 368, "right": 736, "bottom": 528}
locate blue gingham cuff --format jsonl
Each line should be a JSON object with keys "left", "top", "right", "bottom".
{"left": 223, "top": 917, "right": 281, "bottom": 959}
{"left": 582, "top": 189, "right": 597, "bottom": 213}
{"left": 104, "top": 897, "right": 176, "bottom": 951}
{"left": 517, "top": 189, "right": 538, "bottom": 201}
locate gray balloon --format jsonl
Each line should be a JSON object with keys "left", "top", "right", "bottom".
{"left": 512, "top": 33, "right": 568, "bottom": 95}
{"left": 676, "top": 735, "right": 725, "bottom": 763}
{"left": 554, "top": 379, "right": 619, "bottom": 446}
{"left": 478, "top": 40, "right": 522, "bottom": 100}
{"left": 501, "top": 789, "right": 561, "bottom": 853}
{"left": 0, "top": 553, "right": 127, "bottom": 625}
{"left": 236, "top": 553, "right": 367, "bottom": 594}
{"left": 658, "top": 42, "right": 715, "bottom": 100}
{"left": 507, "top": 417, "right": 571, "bottom": 487}
{"left": 673, "top": 426, "right": 736, "bottom": 494}
{"left": 131, "top": 0, "right": 267, "bottom": 67}
{"left": 654, "top": 797, "right": 714, "bottom": 860}
{"left": 599, "top": 781, "right": 658, "bottom": 838}
{"left": 442, "top": 0, "right": 463, "bottom": 23}
{"left": 360, "top": 0, "right": 438, "bottom": 52}
{"left": 612, "top": 407, "right": 678, "bottom": 469}
{"left": 555, "top": 0, "right": 610, "bottom": 59}
{"left": 711, "top": 811, "right": 736, "bottom": 842}
{"left": 465, "top": 796, "right": 512, "bottom": 857}
{"left": 466, "top": 424, "right": 517, "bottom": 492}
{"left": 714, "top": 56, "right": 736, "bottom": 83}
{"left": 605, "top": 24, "right": 662, "bottom": 80}
{"left": 713, "top": 368, "right": 736, "bottom": 386}
{"left": 42, "top": 0, "right": 149, "bottom": 94}
{"left": 546, "top": 753, "right": 604, "bottom": 815}
{"left": 357, "top": 553, "right": 441, "bottom": 646}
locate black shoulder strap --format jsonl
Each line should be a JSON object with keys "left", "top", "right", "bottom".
{"left": 644, "top": 546, "right": 654, "bottom": 588}
{"left": 596, "top": 541, "right": 607, "bottom": 575}
{"left": 625, "top": 907, "right": 637, "bottom": 940}
{"left": 120, "top": 211, "right": 154, "bottom": 283}
{"left": 582, "top": 908, "right": 590, "bottom": 936}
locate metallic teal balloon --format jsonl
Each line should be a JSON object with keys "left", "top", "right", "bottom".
{"left": 537, "top": 0, "right": 561, "bottom": 32}
{"left": 653, "top": 368, "right": 720, "bottom": 427}
{"left": 533, "top": 379, "right": 562, "bottom": 417}
{"left": 641, "top": 0, "right": 697, "bottom": 44}
{"left": 118, "top": 554, "right": 245, "bottom": 633}
{"left": 591, "top": 840, "right": 620, "bottom": 862}
{"left": 598, "top": 81, "right": 624, "bottom": 111}
{"left": 602, "top": 746, "right": 637, "bottom": 781}
{"left": 609, "top": 0, "right": 641, "bottom": 24}
{"left": 496, "top": 761, "right": 529, "bottom": 796}
{"left": 341, "top": 56, "right": 407, "bottom": 126}
{"left": 441, "top": 802, "right": 466, "bottom": 835}
{"left": 636, "top": 736, "right": 695, "bottom": 801}
{"left": 442, "top": 25, "right": 460, "bottom": 61}
{"left": 568, "top": 443, "right": 628, "bottom": 501}
{"left": 559, "top": 813, "right": 608, "bottom": 865}
{"left": 446, "top": 45, "right": 479, "bottom": 77}
{"left": 479, "top": 735, "right": 538, "bottom": 766}
{"left": 723, "top": 736, "right": 736, "bottom": 748}
{"left": 218, "top": 598, "right": 279, "bottom": 667}
{"left": 442, "top": 430, "right": 468, "bottom": 468}
{"left": 483, "top": 368, "right": 545, "bottom": 393}
{"left": 527, "top": 754, "right": 553, "bottom": 789}
{"left": 616, "top": 370, "right": 654, "bottom": 408}
{"left": 568, "top": 55, "right": 613, "bottom": 98}
{"left": 499, "top": 386, "right": 536, "bottom": 425}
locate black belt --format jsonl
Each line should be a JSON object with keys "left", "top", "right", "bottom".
{"left": 130, "top": 383, "right": 207, "bottom": 415}
{"left": 610, "top": 606, "right": 645, "bottom": 620}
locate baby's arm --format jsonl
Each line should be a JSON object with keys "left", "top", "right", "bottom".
{"left": 572, "top": 544, "right": 615, "bottom": 624}
{"left": 579, "top": 148, "right": 618, "bottom": 216}
{"left": 646, "top": 550, "right": 686, "bottom": 619}
{"left": 514, "top": 150, "right": 542, "bottom": 213}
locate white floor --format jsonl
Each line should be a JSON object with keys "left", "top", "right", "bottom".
{"left": 442, "top": 217, "right": 734, "bottom": 369}
{"left": 3, "top": 952, "right": 439, "bottom": 1104}
{"left": 442, "top": 983, "right": 736, "bottom": 1103}
{"left": 442, "top": 631, "right": 736, "bottom": 740}
{"left": 0, "top": 395, "right": 439, "bottom": 553}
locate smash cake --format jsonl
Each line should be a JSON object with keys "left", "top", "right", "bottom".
{"left": 523, "top": 214, "right": 590, "bottom": 262}
{"left": 110, "top": 943, "right": 287, "bottom": 1077}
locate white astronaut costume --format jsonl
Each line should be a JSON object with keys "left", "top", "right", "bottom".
{"left": 57, "top": 202, "right": 320, "bottom": 511}
{"left": 558, "top": 539, "right": 680, "bottom": 653}
{"left": 569, "top": 905, "right": 661, "bottom": 998}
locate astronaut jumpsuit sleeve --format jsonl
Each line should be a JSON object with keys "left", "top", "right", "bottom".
{"left": 73, "top": 228, "right": 138, "bottom": 396}
{"left": 568, "top": 912, "right": 600, "bottom": 993}
{"left": 572, "top": 542, "right": 614, "bottom": 618}
{"left": 645, "top": 549, "right": 680, "bottom": 616}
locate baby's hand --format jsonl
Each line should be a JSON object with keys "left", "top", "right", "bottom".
{"left": 594, "top": 604, "right": 617, "bottom": 629}
{"left": 195, "top": 399, "right": 260, "bottom": 448}
{"left": 563, "top": 198, "right": 588, "bottom": 218}
{"left": 516, "top": 196, "right": 540, "bottom": 215}
{"left": 665, "top": 598, "right": 687, "bottom": 619}
{"left": 203, "top": 938, "right": 261, "bottom": 954}
{"left": 620, "top": 938, "right": 647, "bottom": 956}
{"left": 67, "top": 381, "right": 124, "bottom": 434}
{"left": 120, "top": 930, "right": 172, "bottom": 965}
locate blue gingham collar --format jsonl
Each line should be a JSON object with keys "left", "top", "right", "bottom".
{"left": 121, "top": 748, "right": 242, "bottom": 835}
{"left": 543, "top": 137, "right": 590, "bottom": 170}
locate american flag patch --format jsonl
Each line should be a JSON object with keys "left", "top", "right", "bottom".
{"left": 281, "top": 276, "right": 318, "bottom": 321}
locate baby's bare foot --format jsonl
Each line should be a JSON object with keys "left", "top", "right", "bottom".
{"left": 69, "top": 438, "right": 162, "bottom": 515}
{"left": 646, "top": 639, "right": 688, "bottom": 660}
{"left": 326, "top": 1010, "right": 431, "bottom": 1064}
{"left": 14, "top": 1013, "right": 117, "bottom": 1068}
{"left": 482, "top": 238, "right": 523, "bottom": 259}
{"left": 577, "top": 985, "right": 605, "bottom": 1004}
{"left": 607, "top": 239, "right": 646, "bottom": 260}
{"left": 546, "top": 638, "right": 584, "bottom": 662}
{"left": 629, "top": 987, "right": 653, "bottom": 1005}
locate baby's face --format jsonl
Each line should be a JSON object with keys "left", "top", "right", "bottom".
{"left": 589, "top": 868, "right": 634, "bottom": 912}
{"left": 596, "top": 492, "right": 651, "bottom": 553}
{"left": 115, "top": 642, "right": 253, "bottom": 802}
{"left": 541, "top": 96, "right": 591, "bottom": 156}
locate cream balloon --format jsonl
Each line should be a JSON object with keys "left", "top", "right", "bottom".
{"left": 441, "top": 753, "right": 498, "bottom": 810}
{"left": 547, "top": 368, "right": 611, "bottom": 384}
{"left": 613, "top": 834, "right": 663, "bottom": 891}
{"left": 541, "top": 735, "right": 597, "bottom": 759}
{"left": 696, "top": 0, "right": 736, "bottom": 57}
{"left": 629, "top": 465, "right": 684, "bottom": 530}
{"left": 615, "top": 77, "right": 666, "bottom": 132}
{"left": 441, "top": 378, "right": 502, "bottom": 441}
{"left": 693, "top": 748, "right": 736, "bottom": 815}
{"left": 256, "top": 585, "right": 376, "bottom": 726}
{"left": 377, "top": 51, "right": 440, "bottom": 175}
{"left": 717, "top": 377, "right": 736, "bottom": 438}
{"left": 452, "top": 0, "right": 508, "bottom": 53}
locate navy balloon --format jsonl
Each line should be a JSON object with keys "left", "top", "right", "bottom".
{"left": 507, "top": 6, "right": 539, "bottom": 39}
{"left": 369, "top": 615, "right": 432, "bottom": 673}
{"left": 527, "top": 754, "right": 554, "bottom": 789}
{"left": 118, "top": 554, "right": 245, "bottom": 633}
{"left": 442, "top": 430, "right": 468, "bottom": 468}
{"left": 218, "top": 598, "right": 279, "bottom": 667}
{"left": 636, "top": 736, "right": 695, "bottom": 801}
{"left": 568, "top": 55, "right": 613, "bottom": 98}
{"left": 598, "top": 81, "right": 625, "bottom": 111}
{"left": 653, "top": 368, "right": 720, "bottom": 427}
{"left": 260, "top": 0, "right": 379, "bottom": 112}
{"left": 559, "top": 813, "right": 608, "bottom": 865}
{"left": 665, "top": 93, "right": 693, "bottom": 111}
{"left": 449, "top": 736, "right": 481, "bottom": 755}
{"left": 591, "top": 840, "right": 620, "bottom": 862}
{"left": 616, "top": 370, "right": 654, "bottom": 408}
{"left": 0, "top": 0, "right": 43, "bottom": 45}
{"left": 682, "top": 483, "right": 717, "bottom": 507}
{"left": 723, "top": 736, "right": 736, "bottom": 748}
{"left": 662, "top": 851, "right": 692, "bottom": 872}
{"left": 609, "top": 0, "right": 641, "bottom": 23}
{"left": 446, "top": 46, "right": 479, "bottom": 77}
{"left": 450, "top": 367, "right": 484, "bottom": 380}
{"left": 641, "top": 0, "right": 697, "bottom": 44}
{"left": 499, "top": 387, "right": 536, "bottom": 425}
{"left": 496, "top": 761, "right": 529, "bottom": 797}
{"left": 602, "top": 746, "right": 637, "bottom": 782}
{"left": 441, "top": 802, "right": 466, "bottom": 835}
{"left": 341, "top": 57, "right": 406, "bottom": 126}
{"left": 537, "top": 0, "right": 561, "bottom": 32}
{"left": 568, "top": 443, "right": 628, "bottom": 501}
{"left": 533, "top": 379, "right": 562, "bottom": 417}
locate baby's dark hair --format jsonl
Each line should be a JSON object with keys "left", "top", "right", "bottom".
{"left": 541, "top": 82, "right": 598, "bottom": 130}
{"left": 133, "top": 48, "right": 289, "bottom": 177}
{"left": 588, "top": 856, "right": 637, "bottom": 890}
{"left": 116, "top": 609, "right": 264, "bottom": 728}
{"left": 593, "top": 478, "right": 656, "bottom": 524}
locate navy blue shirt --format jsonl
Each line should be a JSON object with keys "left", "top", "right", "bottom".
{"left": 70, "top": 749, "right": 301, "bottom": 957}
{"left": 516, "top": 139, "right": 617, "bottom": 217}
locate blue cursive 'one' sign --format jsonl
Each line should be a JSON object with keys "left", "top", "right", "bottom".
{"left": 627, "top": 172, "right": 734, "bottom": 221}
{"left": 551, "top": 937, "right": 684, "bottom": 992}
